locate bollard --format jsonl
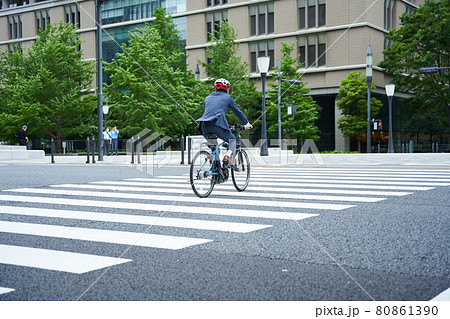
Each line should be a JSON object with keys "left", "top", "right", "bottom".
{"left": 86, "top": 137, "right": 90, "bottom": 163}
{"left": 377, "top": 144, "right": 380, "bottom": 153}
{"left": 92, "top": 137, "right": 96, "bottom": 163}
{"left": 51, "top": 138, "right": 55, "bottom": 163}
{"left": 180, "top": 134, "right": 184, "bottom": 165}
{"left": 130, "top": 136, "right": 135, "bottom": 164}
{"left": 188, "top": 135, "right": 191, "bottom": 164}
{"left": 137, "top": 135, "right": 141, "bottom": 164}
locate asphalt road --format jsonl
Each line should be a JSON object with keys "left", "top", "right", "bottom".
{"left": 0, "top": 163, "right": 449, "bottom": 302}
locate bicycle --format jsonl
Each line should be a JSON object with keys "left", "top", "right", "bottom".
{"left": 190, "top": 124, "right": 251, "bottom": 198}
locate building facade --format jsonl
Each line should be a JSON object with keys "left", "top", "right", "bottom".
{"left": 0, "top": 0, "right": 427, "bottom": 151}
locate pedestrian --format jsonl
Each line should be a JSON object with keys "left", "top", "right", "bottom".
{"left": 103, "top": 127, "right": 111, "bottom": 156}
{"left": 110, "top": 126, "right": 119, "bottom": 155}
{"left": 15, "top": 125, "right": 29, "bottom": 147}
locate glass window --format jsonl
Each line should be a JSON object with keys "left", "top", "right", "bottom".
{"left": 318, "top": 33, "right": 326, "bottom": 66}
{"left": 65, "top": 4, "right": 80, "bottom": 28}
{"left": 101, "top": 0, "right": 186, "bottom": 25}
{"left": 36, "top": 10, "right": 50, "bottom": 33}
{"left": 250, "top": 2, "right": 274, "bottom": 36}
{"left": 298, "top": 0, "right": 325, "bottom": 29}
{"left": 319, "top": 0, "right": 326, "bottom": 26}
{"left": 8, "top": 15, "right": 22, "bottom": 40}
{"left": 384, "top": 0, "right": 394, "bottom": 30}
{"left": 249, "top": 40, "right": 274, "bottom": 73}
{"left": 206, "top": 10, "right": 227, "bottom": 41}
{"left": 207, "top": 0, "right": 228, "bottom": 7}
{"left": 298, "top": 34, "right": 325, "bottom": 68}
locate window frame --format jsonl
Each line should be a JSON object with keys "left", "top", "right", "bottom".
{"left": 298, "top": 33, "right": 326, "bottom": 68}
{"left": 250, "top": 2, "right": 274, "bottom": 36}
{"left": 249, "top": 40, "right": 275, "bottom": 73}
{"left": 206, "top": 10, "right": 228, "bottom": 42}
{"left": 298, "top": 0, "right": 326, "bottom": 30}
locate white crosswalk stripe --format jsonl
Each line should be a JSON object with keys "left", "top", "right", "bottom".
{"left": 0, "top": 244, "right": 131, "bottom": 274}
{"left": 0, "top": 221, "right": 212, "bottom": 250}
{"left": 0, "top": 206, "right": 271, "bottom": 233}
{"left": 1, "top": 167, "right": 448, "bottom": 280}
{"left": 0, "top": 287, "right": 15, "bottom": 295}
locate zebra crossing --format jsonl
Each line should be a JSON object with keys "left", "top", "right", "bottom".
{"left": 1, "top": 167, "right": 449, "bottom": 296}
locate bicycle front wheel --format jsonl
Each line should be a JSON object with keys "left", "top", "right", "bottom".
{"left": 190, "top": 150, "right": 215, "bottom": 198}
{"left": 231, "top": 149, "right": 250, "bottom": 191}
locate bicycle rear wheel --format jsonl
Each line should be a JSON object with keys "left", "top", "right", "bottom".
{"left": 190, "top": 150, "right": 215, "bottom": 198}
{"left": 231, "top": 149, "right": 250, "bottom": 191}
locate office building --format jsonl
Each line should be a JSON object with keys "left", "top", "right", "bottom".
{"left": 0, "top": 0, "right": 428, "bottom": 151}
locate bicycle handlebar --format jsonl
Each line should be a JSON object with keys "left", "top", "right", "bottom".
{"left": 229, "top": 124, "right": 246, "bottom": 132}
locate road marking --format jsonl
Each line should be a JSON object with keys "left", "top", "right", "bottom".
{"left": 0, "top": 287, "right": 15, "bottom": 295}
{"left": 252, "top": 168, "right": 450, "bottom": 174}
{"left": 0, "top": 220, "right": 212, "bottom": 250}
{"left": 163, "top": 175, "right": 449, "bottom": 186}
{"left": 49, "top": 184, "right": 386, "bottom": 202}
{"left": 431, "top": 287, "right": 450, "bottom": 301}
{"left": 0, "top": 205, "right": 271, "bottom": 233}
{"left": 248, "top": 174, "right": 450, "bottom": 182}
{"left": 4, "top": 188, "right": 355, "bottom": 211}
{"left": 0, "top": 244, "right": 131, "bottom": 274}
{"left": 0, "top": 195, "right": 318, "bottom": 220}
{"left": 123, "top": 178, "right": 434, "bottom": 191}
{"left": 90, "top": 181, "right": 411, "bottom": 196}
{"left": 250, "top": 170, "right": 450, "bottom": 178}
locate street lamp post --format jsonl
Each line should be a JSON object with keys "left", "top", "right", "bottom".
{"left": 277, "top": 58, "right": 302, "bottom": 148}
{"left": 257, "top": 56, "right": 270, "bottom": 156}
{"left": 385, "top": 84, "right": 395, "bottom": 153}
{"left": 95, "top": 0, "right": 104, "bottom": 161}
{"left": 366, "top": 42, "right": 373, "bottom": 153}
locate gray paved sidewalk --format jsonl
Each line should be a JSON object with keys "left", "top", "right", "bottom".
{"left": 1, "top": 150, "right": 449, "bottom": 168}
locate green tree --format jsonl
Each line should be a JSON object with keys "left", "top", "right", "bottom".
{"left": 337, "top": 71, "right": 382, "bottom": 152}
{"left": 104, "top": 19, "right": 195, "bottom": 137}
{"left": 379, "top": 0, "right": 450, "bottom": 127}
{"left": 267, "top": 41, "right": 320, "bottom": 145}
{"left": 199, "top": 21, "right": 260, "bottom": 135}
{"left": 0, "top": 22, "right": 96, "bottom": 150}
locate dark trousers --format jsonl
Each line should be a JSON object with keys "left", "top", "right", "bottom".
{"left": 103, "top": 139, "right": 110, "bottom": 155}
{"left": 201, "top": 121, "right": 236, "bottom": 153}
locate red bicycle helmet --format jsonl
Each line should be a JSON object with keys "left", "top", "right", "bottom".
{"left": 214, "top": 78, "right": 231, "bottom": 92}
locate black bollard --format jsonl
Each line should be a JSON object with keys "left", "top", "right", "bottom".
{"left": 187, "top": 135, "right": 191, "bottom": 164}
{"left": 131, "top": 136, "right": 135, "bottom": 164}
{"left": 92, "top": 137, "right": 96, "bottom": 163}
{"left": 180, "top": 134, "right": 184, "bottom": 165}
{"left": 86, "top": 137, "right": 90, "bottom": 163}
{"left": 137, "top": 135, "right": 141, "bottom": 164}
{"left": 51, "top": 138, "right": 55, "bottom": 163}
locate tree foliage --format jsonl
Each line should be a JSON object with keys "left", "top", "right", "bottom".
{"left": 0, "top": 22, "right": 96, "bottom": 145}
{"left": 337, "top": 72, "right": 382, "bottom": 152}
{"left": 266, "top": 41, "right": 320, "bottom": 143}
{"left": 379, "top": 0, "right": 450, "bottom": 127}
{"left": 104, "top": 8, "right": 196, "bottom": 137}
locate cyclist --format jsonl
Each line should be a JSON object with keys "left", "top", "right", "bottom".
{"left": 197, "top": 78, "right": 252, "bottom": 166}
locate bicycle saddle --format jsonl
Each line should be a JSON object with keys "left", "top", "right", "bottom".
{"left": 205, "top": 133, "right": 219, "bottom": 139}
{"left": 204, "top": 133, "right": 219, "bottom": 146}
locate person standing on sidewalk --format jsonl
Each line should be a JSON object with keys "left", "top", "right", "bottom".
{"left": 15, "top": 125, "right": 29, "bottom": 147}
{"left": 110, "top": 126, "right": 119, "bottom": 155}
{"left": 103, "top": 127, "right": 111, "bottom": 156}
